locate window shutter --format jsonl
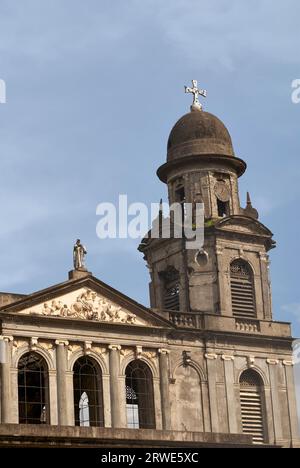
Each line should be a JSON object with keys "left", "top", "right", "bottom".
{"left": 161, "top": 266, "right": 180, "bottom": 311}
{"left": 230, "top": 261, "right": 256, "bottom": 318}
{"left": 240, "top": 370, "right": 265, "bottom": 444}
{"left": 164, "top": 284, "right": 180, "bottom": 310}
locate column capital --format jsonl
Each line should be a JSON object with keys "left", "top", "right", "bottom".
{"left": 283, "top": 360, "right": 294, "bottom": 367}
{"left": 205, "top": 353, "right": 218, "bottom": 360}
{"left": 259, "top": 252, "right": 269, "bottom": 261}
{"left": 0, "top": 335, "right": 13, "bottom": 342}
{"left": 267, "top": 358, "right": 279, "bottom": 365}
{"left": 158, "top": 348, "right": 170, "bottom": 355}
{"left": 221, "top": 354, "right": 235, "bottom": 361}
{"left": 55, "top": 339, "right": 69, "bottom": 347}
{"left": 108, "top": 344, "right": 121, "bottom": 351}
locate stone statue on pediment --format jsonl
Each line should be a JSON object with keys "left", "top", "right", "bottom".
{"left": 73, "top": 239, "right": 87, "bottom": 270}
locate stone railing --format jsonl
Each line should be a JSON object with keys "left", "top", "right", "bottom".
{"left": 235, "top": 319, "right": 260, "bottom": 333}
{"left": 169, "top": 312, "right": 203, "bottom": 329}
{"left": 169, "top": 312, "right": 262, "bottom": 333}
{"left": 165, "top": 312, "right": 290, "bottom": 337}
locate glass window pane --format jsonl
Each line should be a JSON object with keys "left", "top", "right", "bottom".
{"left": 18, "top": 352, "right": 49, "bottom": 425}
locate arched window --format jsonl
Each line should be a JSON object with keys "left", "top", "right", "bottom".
{"left": 230, "top": 260, "right": 256, "bottom": 318}
{"left": 239, "top": 369, "right": 266, "bottom": 444}
{"left": 125, "top": 360, "right": 155, "bottom": 429}
{"left": 73, "top": 356, "right": 104, "bottom": 427}
{"left": 18, "top": 352, "right": 49, "bottom": 424}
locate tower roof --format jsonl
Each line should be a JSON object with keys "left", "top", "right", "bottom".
{"left": 167, "top": 110, "right": 235, "bottom": 162}
{"left": 158, "top": 108, "right": 246, "bottom": 183}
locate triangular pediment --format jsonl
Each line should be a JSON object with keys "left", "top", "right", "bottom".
{"left": 19, "top": 286, "right": 149, "bottom": 325}
{"left": 215, "top": 216, "right": 273, "bottom": 238}
{"left": 0, "top": 275, "right": 172, "bottom": 329}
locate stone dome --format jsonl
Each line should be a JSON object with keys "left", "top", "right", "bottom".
{"left": 167, "top": 110, "right": 235, "bottom": 162}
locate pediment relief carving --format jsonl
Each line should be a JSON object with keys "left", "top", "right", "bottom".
{"left": 19, "top": 287, "right": 146, "bottom": 326}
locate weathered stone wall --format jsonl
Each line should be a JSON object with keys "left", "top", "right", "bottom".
{"left": 0, "top": 313, "right": 299, "bottom": 447}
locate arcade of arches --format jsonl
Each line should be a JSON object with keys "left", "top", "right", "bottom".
{"left": 0, "top": 342, "right": 288, "bottom": 446}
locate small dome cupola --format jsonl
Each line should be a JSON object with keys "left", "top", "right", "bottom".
{"left": 167, "top": 110, "right": 235, "bottom": 162}
{"left": 157, "top": 79, "right": 246, "bottom": 184}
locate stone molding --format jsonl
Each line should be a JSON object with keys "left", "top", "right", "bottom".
{"left": 247, "top": 356, "right": 255, "bottom": 368}
{"left": 29, "top": 337, "right": 39, "bottom": 350}
{"left": 84, "top": 341, "right": 92, "bottom": 354}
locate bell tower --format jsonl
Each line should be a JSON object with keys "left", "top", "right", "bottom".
{"left": 138, "top": 81, "right": 299, "bottom": 447}
{"left": 139, "top": 80, "right": 274, "bottom": 322}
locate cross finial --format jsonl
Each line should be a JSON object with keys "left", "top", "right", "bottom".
{"left": 185, "top": 79, "right": 207, "bottom": 112}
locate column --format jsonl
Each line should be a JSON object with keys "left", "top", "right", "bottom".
{"left": 55, "top": 340, "right": 69, "bottom": 426}
{"left": 109, "top": 345, "right": 122, "bottom": 428}
{"left": 205, "top": 353, "right": 220, "bottom": 433}
{"left": 65, "top": 369, "right": 75, "bottom": 426}
{"left": 222, "top": 355, "right": 238, "bottom": 434}
{"left": 158, "top": 349, "right": 171, "bottom": 430}
{"left": 216, "top": 248, "right": 227, "bottom": 315}
{"left": 283, "top": 361, "right": 300, "bottom": 446}
{"left": 259, "top": 253, "right": 272, "bottom": 320}
{"left": 48, "top": 370, "right": 58, "bottom": 425}
{"left": 267, "top": 359, "right": 283, "bottom": 443}
{"left": 0, "top": 336, "right": 13, "bottom": 423}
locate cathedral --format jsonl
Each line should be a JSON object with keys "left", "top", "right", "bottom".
{"left": 0, "top": 81, "right": 299, "bottom": 448}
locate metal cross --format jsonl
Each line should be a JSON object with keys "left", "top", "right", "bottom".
{"left": 185, "top": 79, "right": 207, "bottom": 111}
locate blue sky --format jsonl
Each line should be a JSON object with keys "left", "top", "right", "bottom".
{"left": 0, "top": 0, "right": 299, "bottom": 411}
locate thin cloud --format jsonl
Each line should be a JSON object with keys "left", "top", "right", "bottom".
{"left": 155, "top": 1, "right": 300, "bottom": 69}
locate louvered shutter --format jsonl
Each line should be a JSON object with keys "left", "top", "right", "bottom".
{"left": 164, "top": 284, "right": 180, "bottom": 310}
{"left": 230, "top": 261, "right": 256, "bottom": 318}
{"left": 240, "top": 370, "right": 265, "bottom": 444}
{"left": 161, "top": 267, "right": 180, "bottom": 311}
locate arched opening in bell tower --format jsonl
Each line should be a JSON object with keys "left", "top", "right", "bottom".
{"left": 217, "top": 198, "right": 229, "bottom": 217}
{"left": 230, "top": 260, "right": 256, "bottom": 319}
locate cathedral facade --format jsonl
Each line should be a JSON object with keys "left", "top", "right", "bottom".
{"left": 0, "top": 86, "right": 299, "bottom": 448}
